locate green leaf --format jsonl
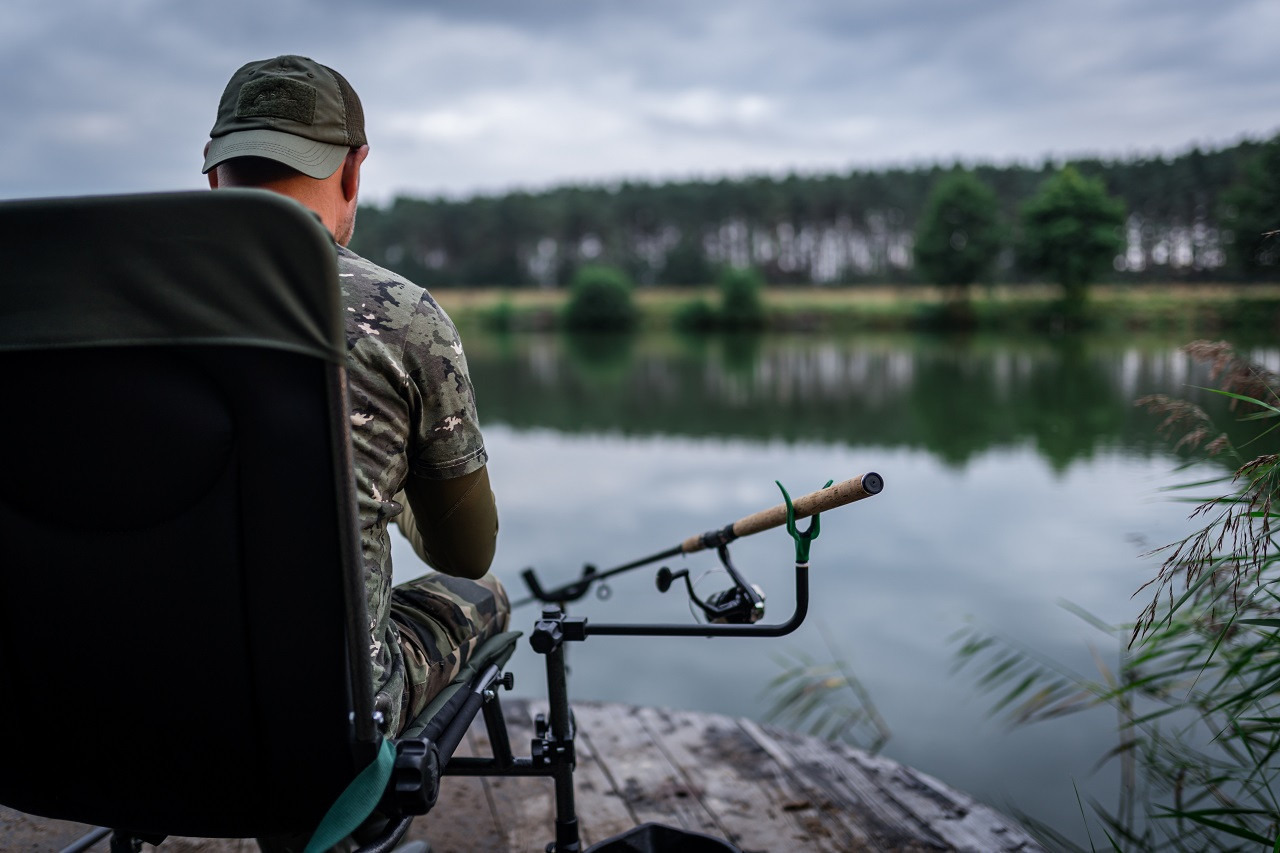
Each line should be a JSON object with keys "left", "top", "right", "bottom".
{"left": 1153, "top": 807, "right": 1275, "bottom": 845}
{"left": 1193, "top": 386, "right": 1280, "bottom": 416}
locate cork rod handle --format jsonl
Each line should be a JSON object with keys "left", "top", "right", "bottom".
{"left": 679, "top": 472, "right": 883, "bottom": 555}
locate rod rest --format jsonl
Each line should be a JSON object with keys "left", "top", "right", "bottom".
{"left": 531, "top": 611, "right": 588, "bottom": 653}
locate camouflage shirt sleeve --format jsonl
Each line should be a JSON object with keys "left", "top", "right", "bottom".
{"left": 400, "top": 292, "right": 488, "bottom": 481}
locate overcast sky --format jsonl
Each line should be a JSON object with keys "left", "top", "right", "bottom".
{"left": 4, "top": 0, "right": 1277, "bottom": 205}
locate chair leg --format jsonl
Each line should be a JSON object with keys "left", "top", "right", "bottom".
{"left": 480, "top": 688, "right": 515, "bottom": 768}
{"left": 57, "top": 827, "right": 111, "bottom": 853}
{"left": 109, "top": 831, "right": 141, "bottom": 853}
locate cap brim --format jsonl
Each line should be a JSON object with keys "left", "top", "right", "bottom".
{"left": 203, "top": 128, "right": 348, "bottom": 180}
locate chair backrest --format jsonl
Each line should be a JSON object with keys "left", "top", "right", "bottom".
{"left": 0, "top": 190, "right": 377, "bottom": 838}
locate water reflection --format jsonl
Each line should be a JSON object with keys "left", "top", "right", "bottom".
{"left": 466, "top": 331, "right": 1259, "bottom": 470}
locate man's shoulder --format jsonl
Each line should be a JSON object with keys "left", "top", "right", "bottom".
{"left": 337, "top": 246, "right": 458, "bottom": 350}
{"left": 337, "top": 246, "right": 432, "bottom": 303}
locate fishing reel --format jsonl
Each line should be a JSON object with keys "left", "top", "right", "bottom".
{"left": 655, "top": 549, "right": 765, "bottom": 625}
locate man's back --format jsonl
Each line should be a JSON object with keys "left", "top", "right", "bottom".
{"left": 337, "top": 245, "right": 495, "bottom": 732}
{"left": 201, "top": 54, "right": 509, "bottom": 742}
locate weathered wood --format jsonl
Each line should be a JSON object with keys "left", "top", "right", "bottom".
{"left": 732, "top": 717, "right": 884, "bottom": 851}
{"left": 632, "top": 705, "right": 852, "bottom": 853}
{"left": 738, "top": 717, "right": 1039, "bottom": 852}
{"left": 409, "top": 718, "right": 505, "bottom": 853}
{"left": 0, "top": 806, "right": 106, "bottom": 851}
{"left": 1, "top": 700, "right": 1042, "bottom": 853}
{"left": 739, "top": 717, "right": 942, "bottom": 852}
{"left": 550, "top": 703, "right": 639, "bottom": 847}
{"left": 571, "top": 702, "right": 726, "bottom": 838}
{"left": 467, "top": 698, "right": 556, "bottom": 852}
{"left": 837, "top": 744, "right": 1036, "bottom": 853}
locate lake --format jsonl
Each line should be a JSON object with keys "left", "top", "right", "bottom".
{"left": 390, "top": 329, "right": 1265, "bottom": 845}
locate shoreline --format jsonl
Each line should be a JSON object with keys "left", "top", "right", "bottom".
{"left": 432, "top": 282, "right": 1280, "bottom": 335}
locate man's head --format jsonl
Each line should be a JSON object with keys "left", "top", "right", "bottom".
{"left": 204, "top": 55, "right": 369, "bottom": 245}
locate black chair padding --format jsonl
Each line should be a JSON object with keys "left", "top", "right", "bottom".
{"left": 0, "top": 190, "right": 344, "bottom": 362}
{"left": 0, "top": 192, "right": 371, "bottom": 838}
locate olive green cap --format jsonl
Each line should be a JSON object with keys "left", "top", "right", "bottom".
{"left": 204, "top": 55, "right": 367, "bottom": 180}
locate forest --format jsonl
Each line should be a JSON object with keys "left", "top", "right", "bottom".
{"left": 350, "top": 134, "right": 1279, "bottom": 289}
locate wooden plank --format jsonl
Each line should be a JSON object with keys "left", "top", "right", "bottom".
{"left": 739, "top": 718, "right": 946, "bottom": 852}
{"left": 732, "top": 718, "right": 885, "bottom": 852}
{"left": 570, "top": 702, "right": 725, "bottom": 838}
{"left": 147, "top": 839, "right": 257, "bottom": 852}
{"left": 2, "top": 701, "right": 1044, "bottom": 853}
{"left": 632, "top": 705, "right": 854, "bottom": 853}
{"left": 836, "top": 744, "right": 1043, "bottom": 853}
{"left": 557, "top": 702, "right": 642, "bottom": 847}
{"left": 468, "top": 698, "right": 557, "bottom": 852}
{"left": 0, "top": 806, "right": 108, "bottom": 852}
{"left": 411, "top": 714, "right": 506, "bottom": 853}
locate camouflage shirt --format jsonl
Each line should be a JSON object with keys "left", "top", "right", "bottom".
{"left": 337, "top": 245, "right": 488, "bottom": 718}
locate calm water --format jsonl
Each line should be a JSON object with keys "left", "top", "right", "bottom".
{"left": 390, "top": 330, "right": 1269, "bottom": 845}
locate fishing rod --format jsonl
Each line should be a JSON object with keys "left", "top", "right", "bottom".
{"left": 516, "top": 471, "right": 884, "bottom": 633}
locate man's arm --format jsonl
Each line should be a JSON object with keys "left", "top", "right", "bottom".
{"left": 393, "top": 465, "right": 497, "bottom": 580}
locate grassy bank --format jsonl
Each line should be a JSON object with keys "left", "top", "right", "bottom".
{"left": 434, "top": 283, "right": 1280, "bottom": 335}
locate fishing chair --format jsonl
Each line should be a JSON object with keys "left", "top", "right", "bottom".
{"left": 0, "top": 190, "right": 519, "bottom": 852}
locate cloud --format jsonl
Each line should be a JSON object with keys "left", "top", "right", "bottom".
{"left": 1, "top": 0, "right": 1277, "bottom": 201}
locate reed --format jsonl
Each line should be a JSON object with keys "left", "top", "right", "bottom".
{"left": 954, "top": 340, "right": 1280, "bottom": 850}
{"left": 761, "top": 623, "right": 891, "bottom": 754}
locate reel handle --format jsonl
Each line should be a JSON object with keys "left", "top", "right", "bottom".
{"left": 680, "top": 471, "right": 883, "bottom": 555}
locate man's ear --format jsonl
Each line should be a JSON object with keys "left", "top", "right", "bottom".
{"left": 341, "top": 145, "right": 370, "bottom": 202}
{"left": 203, "top": 141, "right": 218, "bottom": 189}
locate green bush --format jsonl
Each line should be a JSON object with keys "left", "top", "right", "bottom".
{"left": 482, "top": 297, "right": 515, "bottom": 332}
{"left": 717, "top": 267, "right": 767, "bottom": 330}
{"left": 674, "top": 298, "right": 718, "bottom": 331}
{"left": 563, "top": 265, "right": 638, "bottom": 331}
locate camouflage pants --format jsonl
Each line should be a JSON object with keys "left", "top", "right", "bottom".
{"left": 389, "top": 571, "right": 510, "bottom": 735}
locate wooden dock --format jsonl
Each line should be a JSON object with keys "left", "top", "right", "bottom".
{"left": 3, "top": 699, "right": 1041, "bottom": 852}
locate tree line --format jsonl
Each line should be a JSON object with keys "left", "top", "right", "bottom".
{"left": 351, "top": 133, "right": 1280, "bottom": 290}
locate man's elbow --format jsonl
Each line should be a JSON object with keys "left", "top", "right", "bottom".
{"left": 438, "top": 531, "right": 496, "bottom": 580}
{"left": 403, "top": 467, "right": 498, "bottom": 581}
{"left": 447, "top": 556, "right": 493, "bottom": 581}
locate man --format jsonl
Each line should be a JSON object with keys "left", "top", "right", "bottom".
{"left": 203, "top": 55, "right": 509, "bottom": 738}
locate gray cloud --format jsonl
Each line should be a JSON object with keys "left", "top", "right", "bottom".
{"left": 2, "top": 0, "right": 1276, "bottom": 202}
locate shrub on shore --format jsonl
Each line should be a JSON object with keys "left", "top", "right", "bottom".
{"left": 563, "top": 265, "right": 638, "bottom": 332}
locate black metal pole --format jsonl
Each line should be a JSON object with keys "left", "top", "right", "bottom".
{"left": 545, "top": 642, "right": 580, "bottom": 852}
{"left": 59, "top": 827, "right": 111, "bottom": 853}
{"left": 481, "top": 692, "right": 515, "bottom": 770}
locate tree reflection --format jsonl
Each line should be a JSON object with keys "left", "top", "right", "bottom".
{"left": 468, "top": 331, "right": 1254, "bottom": 469}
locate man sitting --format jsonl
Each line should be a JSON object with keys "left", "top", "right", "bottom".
{"left": 203, "top": 54, "right": 509, "bottom": 739}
